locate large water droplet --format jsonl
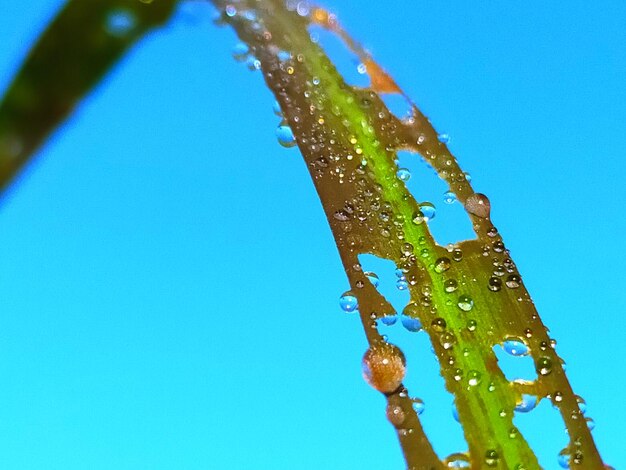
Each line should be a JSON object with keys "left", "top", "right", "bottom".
{"left": 419, "top": 202, "right": 436, "bottom": 221}
{"left": 465, "top": 193, "right": 491, "bottom": 218}
{"left": 339, "top": 292, "right": 358, "bottom": 313}
{"left": 362, "top": 342, "right": 406, "bottom": 393}
{"left": 380, "top": 314, "right": 398, "bottom": 326}
{"left": 274, "top": 122, "right": 296, "bottom": 147}
{"left": 503, "top": 338, "right": 530, "bottom": 356}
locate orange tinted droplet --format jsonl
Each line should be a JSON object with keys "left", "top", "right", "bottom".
{"left": 362, "top": 342, "right": 406, "bottom": 393}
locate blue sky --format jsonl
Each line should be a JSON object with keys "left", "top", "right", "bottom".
{"left": 0, "top": 1, "right": 624, "bottom": 468}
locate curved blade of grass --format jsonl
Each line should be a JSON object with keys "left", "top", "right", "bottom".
{"left": 210, "top": 1, "right": 606, "bottom": 468}
{"left": 0, "top": 0, "right": 177, "bottom": 194}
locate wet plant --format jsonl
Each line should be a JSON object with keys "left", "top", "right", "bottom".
{"left": 0, "top": 1, "right": 612, "bottom": 468}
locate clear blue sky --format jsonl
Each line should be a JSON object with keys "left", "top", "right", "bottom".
{"left": 1, "top": 1, "right": 624, "bottom": 468}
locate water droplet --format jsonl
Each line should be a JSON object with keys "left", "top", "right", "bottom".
{"left": 396, "top": 279, "right": 408, "bottom": 290}
{"left": 357, "top": 62, "right": 367, "bottom": 74}
{"left": 232, "top": 42, "right": 249, "bottom": 61}
{"left": 575, "top": 395, "right": 587, "bottom": 414}
{"left": 272, "top": 100, "right": 283, "bottom": 116}
{"left": 339, "top": 292, "right": 358, "bottom": 313}
{"left": 276, "top": 123, "right": 296, "bottom": 148}
{"left": 443, "top": 190, "right": 457, "bottom": 204}
{"left": 536, "top": 356, "right": 553, "bottom": 376}
{"left": 440, "top": 332, "right": 457, "bottom": 350}
{"left": 465, "top": 193, "right": 491, "bottom": 218}
{"left": 515, "top": 394, "right": 538, "bottom": 413}
{"left": 444, "top": 279, "right": 458, "bottom": 293}
{"left": 467, "top": 370, "right": 482, "bottom": 386}
{"left": 434, "top": 257, "right": 451, "bottom": 274}
{"left": 558, "top": 449, "right": 572, "bottom": 468}
{"left": 246, "top": 56, "right": 261, "bottom": 71}
{"left": 333, "top": 210, "right": 351, "bottom": 221}
{"left": 362, "top": 342, "right": 406, "bottom": 393}
{"left": 457, "top": 295, "right": 474, "bottom": 312}
{"left": 106, "top": 9, "right": 136, "bottom": 36}
{"left": 488, "top": 276, "right": 502, "bottom": 292}
{"left": 432, "top": 317, "right": 447, "bottom": 332}
{"left": 452, "top": 403, "right": 460, "bottom": 422}
{"left": 444, "top": 453, "right": 470, "bottom": 468}
{"left": 381, "top": 314, "right": 397, "bottom": 326}
{"left": 505, "top": 274, "right": 521, "bottom": 289}
{"left": 365, "top": 271, "right": 379, "bottom": 287}
{"left": 503, "top": 338, "right": 530, "bottom": 356}
{"left": 401, "top": 315, "right": 422, "bottom": 332}
{"left": 585, "top": 417, "right": 595, "bottom": 431}
{"left": 467, "top": 319, "right": 477, "bottom": 332}
{"left": 411, "top": 397, "right": 425, "bottom": 415}
{"left": 225, "top": 4, "right": 237, "bottom": 17}
{"left": 419, "top": 202, "right": 436, "bottom": 221}
{"left": 438, "top": 133, "right": 450, "bottom": 144}
{"left": 485, "top": 449, "right": 500, "bottom": 467}
{"left": 386, "top": 403, "right": 405, "bottom": 427}
{"left": 397, "top": 168, "right": 411, "bottom": 182}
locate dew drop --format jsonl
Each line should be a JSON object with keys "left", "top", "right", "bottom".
{"left": 485, "top": 449, "right": 500, "bottom": 467}
{"left": 465, "top": 193, "right": 491, "bottom": 218}
{"left": 503, "top": 338, "right": 530, "bottom": 356}
{"left": 434, "top": 257, "right": 451, "bottom": 273}
{"left": 444, "top": 279, "right": 458, "bottom": 293}
{"left": 419, "top": 202, "right": 436, "bottom": 221}
{"left": 380, "top": 314, "right": 397, "bottom": 326}
{"left": 402, "top": 315, "right": 422, "bottom": 333}
{"left": 432, "top": 317, "right": 447, "bottom": 332}
{"left": 457, "top": 295, "right": 474, "bottom": 312}
{"left": 536, "top": 356, "right": 553, "bottom": 376}
{"left": 505, "top": 274, "right": 521, "bottom": 289}
{"left": 515, "top": 394, "right": 538, "bottom": 413}
{"left": 386, "top": 403, "right": 405, "bottom": 427}
{"left": 438, "top": 133, "right": 450, "bottom": 144}
{"left": 467, "top": 370, "right": 482, "bottom": 387}
{"left": 397, "top": 168, "right": 411, "bottom": 182}
{"left": 362, "top": 342, "right": 406, "bottom": 393}
{"left": 467, "top": 319, "right": 477, "bottom": 332}
{"left": 225, "top": 4, "right": 237, "bottom": 17}
{"left": 444, "top": 453, "right": 470, "bottom": 468}
{"left": 365, "top": 271, "right": 379, "bottom": 287}
{"left": 411, "top": 397, "right": 425, "bottom": 415}
{"left": 276, "top": 123, "right": 296, "bottom": 147}
{"left": 575, "top": 395, "right": 587, "bottom": 414}
{"left": 488, "top": 276, "right": 502, "bottom": 292}
{"left": 339, "top": 292, "right": 358, "bottom": 313}
{"left": 443, "top": 190, "right": 457, "bottom": 204}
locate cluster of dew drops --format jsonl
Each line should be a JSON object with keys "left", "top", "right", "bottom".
{"left": 220, "top": 3, "right": 608, "bottom": 468}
